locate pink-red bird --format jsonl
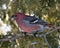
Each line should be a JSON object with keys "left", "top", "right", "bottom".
{"left": 11, "top": 13, "right": 53, "bottom": 33}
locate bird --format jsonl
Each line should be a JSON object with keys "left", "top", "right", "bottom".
{"left": 11, "top": 13, "right": 53, "bottom": 34}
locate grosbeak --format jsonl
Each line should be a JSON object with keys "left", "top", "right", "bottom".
{"left": 11, "top": 13, "right": 53, "bottom": 34}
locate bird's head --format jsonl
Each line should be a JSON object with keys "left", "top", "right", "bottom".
{"left": 11, "top": 13, "right": 26, "bottom": 21}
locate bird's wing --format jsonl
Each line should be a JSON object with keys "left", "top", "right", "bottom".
{"left": 35, "top": 20, "right": 48, "bottom": 25}
{"left": 24, "top": 16, "right": 48, "bottom": 26}
{"left": 24, "top": 16, "right": 39, "bottom": 23}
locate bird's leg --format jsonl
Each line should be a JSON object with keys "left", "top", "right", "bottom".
{"left": 25, "top": 32, "right": 38, "bottom": 37}
{"left": 20, "top": 32, "right": 27, "bottom": 36}
{"left": 33, "top": 32, "right": 37, "bottom": 36}
{"left": 24, "top": 32, "right": 27, "bottom": 35}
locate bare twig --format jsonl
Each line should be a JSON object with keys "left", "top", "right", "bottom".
{"left": 0, "top": 26, "right": 60, "bottom": 48}
{"left": 45, "top": 26, "right": 60, "bottom": 35}
{"left": 0, "top": 26, "right": 60, "bottom": 42}
{"left": 43, "top": 35, "right": 51, "bottom": 48}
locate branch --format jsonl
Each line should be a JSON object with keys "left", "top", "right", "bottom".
{"left": 45, "top": 26, "right": 60, "bottom": 35}
{"left": 0, "top": 26, "right": 60, "bottom": 42}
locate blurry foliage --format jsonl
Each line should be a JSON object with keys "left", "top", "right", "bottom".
{"left": 0, "top": 0, "right": 60, "bottom": 48}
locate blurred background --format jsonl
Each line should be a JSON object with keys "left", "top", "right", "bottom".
{"left": 0, "top": 0, "right": 60, "bottom": 48}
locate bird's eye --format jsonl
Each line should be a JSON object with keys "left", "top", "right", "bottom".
{"left": 11, "top": 15, "right": 17, "bottom": 18}
{"left": 15, "top": 15, "right": 17, "bottom": 17}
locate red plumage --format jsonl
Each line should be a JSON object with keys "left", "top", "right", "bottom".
{"left": 12, "top": 13, "right": 53, "bottom": 33}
